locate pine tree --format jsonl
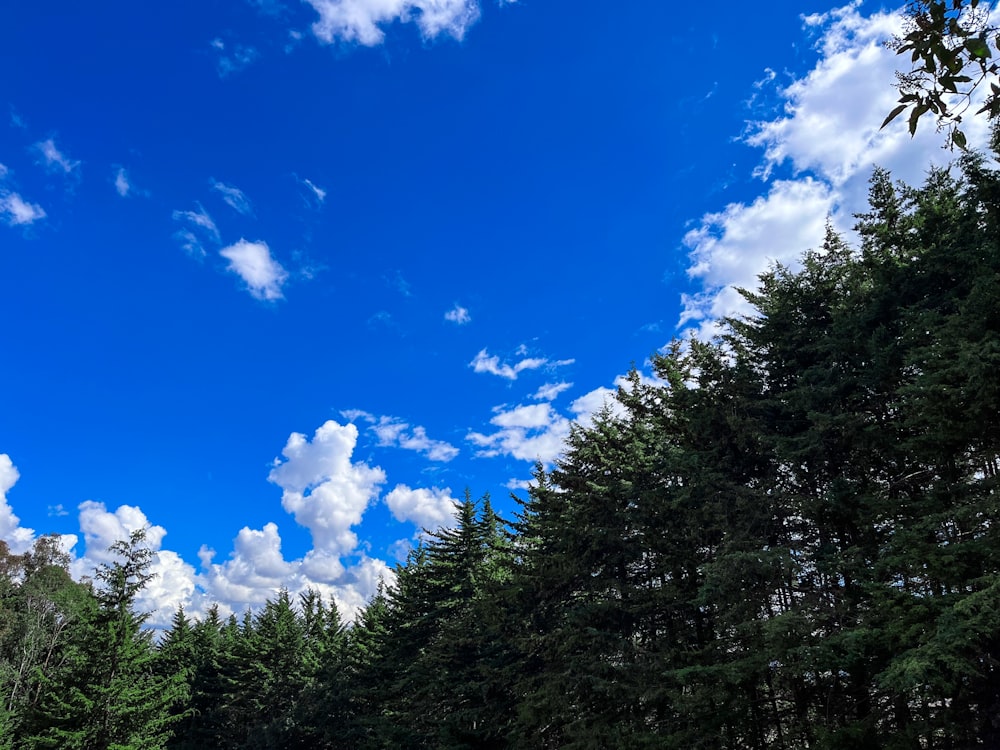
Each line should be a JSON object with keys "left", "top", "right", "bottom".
{"left": 26, "top": 529, "right": 187, "bottom": 750}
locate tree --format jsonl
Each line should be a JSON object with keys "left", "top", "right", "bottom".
{"left": 26, "top": 529, "right": 187, "bottom": 750}
{"left": 0, "top": 537, "right": 92, "bottom": 748}
{"left": 885, "top": 0, "right": 1000, "bottom": 148}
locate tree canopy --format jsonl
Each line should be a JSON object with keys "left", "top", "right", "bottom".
{"left": 2, "top": 148, "right": 999, "bottom": 747}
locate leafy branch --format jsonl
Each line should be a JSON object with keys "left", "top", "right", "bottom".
{"left": 884, "top": 0, "right": 1000, "bottom": 148}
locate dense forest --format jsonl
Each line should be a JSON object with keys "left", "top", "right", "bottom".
{"left": 2, "top": 152, "right": 999, "bottom": 748}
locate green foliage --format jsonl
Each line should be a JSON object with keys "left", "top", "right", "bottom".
{"left": 886, "top": 0, "right": 1000, "bottom": 148}
{"left": 24, "top": 529, "right": 187, "bottom": 750}
{"left": 7, "top": 149, "right": 1000, "bottom": 748}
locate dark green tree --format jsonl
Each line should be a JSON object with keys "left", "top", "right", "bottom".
{"left": 25, "top": 529, "right": 187, "bottom": 750}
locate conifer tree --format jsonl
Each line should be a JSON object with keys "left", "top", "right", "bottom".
{"left": 26, "top": 529, "right": 187, "bottom": 750}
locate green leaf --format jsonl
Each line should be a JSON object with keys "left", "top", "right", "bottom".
{"left": 909, "top": 102, "right": 929, "bottom": 135}
{"left": 882, "top": 103, "right": 909, "bottom": 129}
{"left": 964, "top": 37, "right": 991, "bottom": 59}
{"left": 952, "top": 128, "right": 967, "bottom": 149}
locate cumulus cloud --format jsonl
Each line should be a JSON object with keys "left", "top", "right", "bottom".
{"left": 212, "top": 180, "right": 254, "bottom": 216}
{"left": 680, "top": 2, "right": 982, "bottom": 339}
{"left": 0, "top": 455, "right": 35, "bottom": 554}
{"left": 75, "top": 500, "right": 168, "bottom": 566}
{"left": 219, "top": 239, "right": 289, "bottom": 300}
{"left": 384, "top": 484, "right": 458, "bottom": 533}
{"left": 444, "top": 304, "right": 471, "bottom": 324}
{"left": 69, "top": 500, "right": 190, "bottom": 626}
{"left": 306, "top": 0, "right": 481, "bottom": 46}
{"left": 0, "top": 432, "right": 400, "bottom": 626}
{"left": 35, "top": 138, "right": 80, "bottom": 174}
{"left": 268, "top": 420, "right": 386, "bottom": 556}
{"left": 470, "top": 348, "right": 572, "bottom": 380}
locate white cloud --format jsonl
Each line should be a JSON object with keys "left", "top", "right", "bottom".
{"left": 195, "top": 420, "right": 397, "bottom": 621}
{"left": 219, "top": 239, "right": 289, "bottom": 301}
{"left": 533, "top": 381, "right": 573, "bottom": 401}
{"left": 0, "top": 455, "right": 35, "bottom": 555}
{"left": 468, "top": 402, "right": 571, "bottom": 463}
{"left": 680, "top": 3, "right": 988, "bottom": 339}
{"left": 114, "top": 167, "right": 131, "bottom": 197}
{"left": 69, "top": 500, "right": 188, "bottom": 626}
{"left": 0, "top": 192, "right": 46, "bottom": 226}
{"left": 470, "top": 348, "right": 572, "bottom": 380}
{"left": 0, "top": 435, "right": 398, "bottom": 626}
{"left": 371, "top": 417, "right": 459, "bottom": 462}
{"left": 444, "top": 304, "right": 471, "bottom": 324}
{"left": 681, "top": 178, "right": 833, "bottom": 339}
{"left": 173, "top": 203, "right": 222, "bottom": 247}
{"left": 306, "top": 0, "right": 480, "bottom": 46}
{"left": 268, "top": 420, "right": 386, "bottom": 556}
{"left": 384, "top": 484, "right": 458, "bottom": 532}
{"left": 196, "top": 523, "right": 293, "bottom": 604}
{"left": 35, "top": 138, "right": 80, "bottom": 174}
{"left": 212, "top": 180, "right": 254, "bottom": 215}
{"left": 341, "top": 408, "right": 376, "bottom": 423}
{"left": 300, "top": 177, "right": 326, "bottom": 204}
{"left": 340, "top": 410, "right": 459, "bottom": 461}
{"left": 467, "top": 379, "right": 630, "bottom": 464}
{"left": 75, "top": 500, "right": 168, "bottom": 566}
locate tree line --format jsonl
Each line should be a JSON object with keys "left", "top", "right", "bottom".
{"left": 2, "top": 153, "right": 999, "bottom": 748}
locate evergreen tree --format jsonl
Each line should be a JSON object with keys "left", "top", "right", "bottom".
{"left": 25, "top": 529, "right": 187, "bottom": 750}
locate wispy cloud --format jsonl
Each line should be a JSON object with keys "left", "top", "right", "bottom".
{"left": 35, "top": 138, "right": 80, "bottom": 174}
{"left": 305, "top": 0, "right": 481, "bottom": 47}
{"left": 172, "top": 203, "right": 220, "bottom": 257}
{"left": 469, "top": 348, "right": 573, "bottom": 381}
{"left": 444, "top": 304, "right": 471, "bottom": 325}
{"left": 385, "top": 270, "right": 411, "bottom": 297}
{"left": 299, "top": 177, "right": 326, "bottom": 205}
{"left": 219, "top": 238, "right": 289, "bottom": 301}
{"left": 211, "top": 38, "right": 259, "bottom": 78}
{"left": 114, "top": 167, "right": 131, "bottom": 197}
{"left": 1, "top": 191, "right": 46, "bottom": 226}
{"left": 173, "top": 203, "right": 220, "bottom": 242}
{"left": 212, "top": 180, "right": 254, "bottom": 216}
{"left": 532, "top": 381, "right": 573, "bottom": 401}
{"left": 343, "top": 410, "right": 459, "bottom": 462}
{"left": 372, "top": 418, "right": 459, "bottom": 462}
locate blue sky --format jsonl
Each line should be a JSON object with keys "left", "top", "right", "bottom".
{"left": 0, "top": 0, "right": 971, "bottom": 622}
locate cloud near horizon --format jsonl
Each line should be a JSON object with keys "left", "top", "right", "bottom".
{"left": 0, "top": 421, "right": 457, "bottom": 626}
